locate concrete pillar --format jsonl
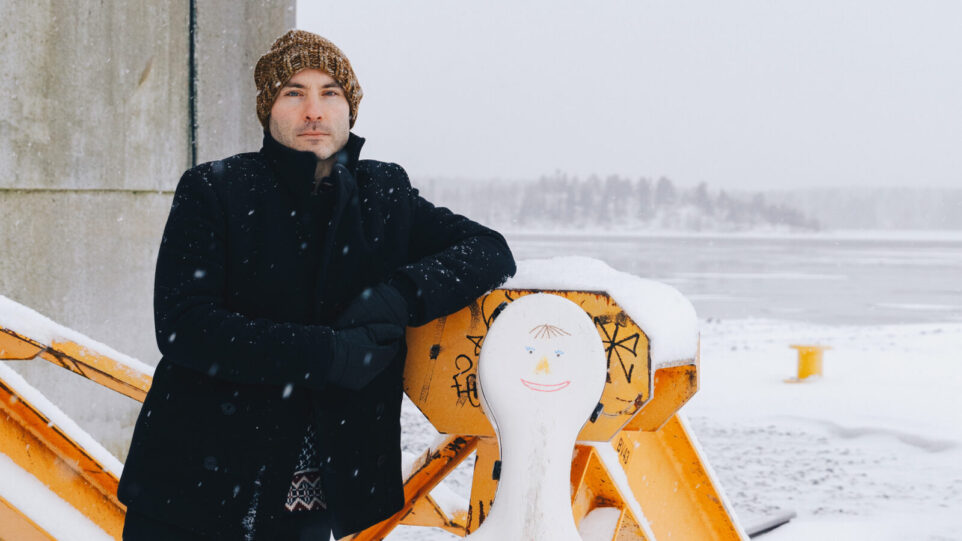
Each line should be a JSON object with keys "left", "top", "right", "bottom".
{"left": 195, "top": 0, "right": 295, "bottom": 163}
{"left": 0, "top": 0, "right": 295, "bottom": 461}
{"left": 0, "top": 1, "right": 190, "bottom": 191}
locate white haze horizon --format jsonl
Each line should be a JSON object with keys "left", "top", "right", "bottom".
{"left": 297, "top": 1, "right": 961, "bottom": 191}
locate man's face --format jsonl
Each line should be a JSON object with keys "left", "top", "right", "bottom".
{"left": 268, "top": 68, "right": 351, "bottom": 161}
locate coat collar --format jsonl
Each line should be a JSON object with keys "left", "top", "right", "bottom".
{"left": 259, "top": 130, "right": 366, "bottom": 196}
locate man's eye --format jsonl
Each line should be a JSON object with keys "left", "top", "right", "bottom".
{"left": 284, "top": 90, "right": 301, "bottom": 97}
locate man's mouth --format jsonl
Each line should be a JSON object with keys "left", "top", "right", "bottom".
{"left": 520, "top": 379, "right": 571, "bottom": 392}
{"left": 299, "top": 132, "right": 328, "bottom": 137}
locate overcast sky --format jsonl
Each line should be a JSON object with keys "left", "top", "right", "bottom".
{"left": 298, "top": 1, "right": 961, "bottom": 190}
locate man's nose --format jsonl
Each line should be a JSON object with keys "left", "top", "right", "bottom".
{"left": 303, "top": 94, "right": 323, "bottom": 121}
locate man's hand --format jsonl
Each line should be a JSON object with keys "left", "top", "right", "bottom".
{"left": 328, "top": 323, "right": 404, "bottom": 390}
{"left": 334, "top": 283, "right": 409, "bottom": 329}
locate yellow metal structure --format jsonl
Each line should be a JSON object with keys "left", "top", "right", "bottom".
{"left": 404, "top": 289, "right": 652, "bottom": 442}
{"left": 0, "top": 326, "right": 151, "bottom": 401}
{"left": 1, "top": 288, "right": 745, "bottom": 541}
{"left": 466, "top": 436, "right": 499, "bottom": 533}
{"left": 788, "top": 344, "right": 830, "bottom": 381}
{"left": 0, "top": 319, "right": 150, "bottom": 540}
{"left": 610, "top": 416, "right": 744, "bottom": 539}
{"left": 570, "top": 444, "right": 650, "bottom": 539}
{"left": 350, "top": 434, "right": 478, "bottom": 540}
{"left": 353, "top": 289, "right": 745, "bottom": 540}
{"left": 623, "top": 363, "right": 698, "bottom": 432}
{"left": 0, "top": 493, "right": 57, "bottom": 541}
{"left": 0, "top": 370, "right": 128, "bottom": 539}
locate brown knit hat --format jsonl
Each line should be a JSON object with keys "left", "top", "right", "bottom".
{"left": 254, "top": 30, "right": 363, "bottom": 129}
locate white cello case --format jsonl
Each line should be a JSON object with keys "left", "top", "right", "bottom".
{"left": 468, "top": 293, "right": 607, "bottom": 541}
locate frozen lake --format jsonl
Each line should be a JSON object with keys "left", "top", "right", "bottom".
{"left": 506, "top": 232, "right": 962, "bottom": 325}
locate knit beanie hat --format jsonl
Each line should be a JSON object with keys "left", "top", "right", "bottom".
{"left": 254, "top": 30, "right": 363, "bottom": 129}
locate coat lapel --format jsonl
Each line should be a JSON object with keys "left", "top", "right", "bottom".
{"left": 311, "top": 136, "right": 377, "bottom": 320}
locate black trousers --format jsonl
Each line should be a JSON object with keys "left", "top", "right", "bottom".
{"left": 122, "top": 509, "right": 332, "bottom": 540}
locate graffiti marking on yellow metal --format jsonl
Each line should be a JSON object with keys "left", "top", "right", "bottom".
{"left": 405, "top": 289, "right": 652, "bottom": 441}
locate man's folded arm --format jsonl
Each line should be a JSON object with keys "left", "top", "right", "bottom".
{"left": 387, "top": 165, "right": 517, "bottom": 327}
{"left": 154, "top": 168, "right": 334, "bottom": 388}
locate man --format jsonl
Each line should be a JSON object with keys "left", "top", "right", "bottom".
{"left": 118, "top": 29, "right": 515, "bottom": 540}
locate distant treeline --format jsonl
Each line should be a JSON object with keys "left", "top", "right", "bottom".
{"left": 763, "top": 188, "right": 962, "bottom": 230}
{"left": 416, "top": 173, "right": 820, "bottom": 232}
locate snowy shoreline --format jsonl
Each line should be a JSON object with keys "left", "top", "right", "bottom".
{"left": 395, "top": 317, "right": 962, "bottom": 540}
{"left": 504, "top": 228, "right": 962, "bottom": 243}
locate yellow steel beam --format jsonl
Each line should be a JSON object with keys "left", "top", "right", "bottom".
{"left": 570, "top": 444, "right": 595, "bottom": 524}
{"left": 350, "top": 434, "right": 478, "bottom": 540}
{"left": 0, "top": 328, "right": 45, "bottom": 360}
{"left": 612, "top": 507, "right": 648, "bottom": 540}
{"left": 0, "top": 327, "right": 151, "bottom": 403}
{"left": 623, "top": 364, "right": 698, "bottom": 432}
{"left": 0, "top": 494, "right": 56, "bottom": 541}
{"left": 570, "top": 444, "right": 650, "bottom": 540}
{"left": 37, "top": 340, "right": 151, "bottom": 403}
{"left": 398, "top": 493, "right": 468, "bottom": 537}
{"left": 0, "top": 380, "right": 125, "bottom": 539}
{"left": 466, "top": 436, "right": 499, "bottom": 534}
{"left": 610, "top": 414, "right": 746, "bottom": 540}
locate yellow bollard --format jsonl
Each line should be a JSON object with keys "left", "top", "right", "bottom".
{"left": 787, "top": 345, "right": 831, "bottom": 382}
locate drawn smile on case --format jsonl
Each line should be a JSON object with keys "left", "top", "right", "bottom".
{"left": 520, "top": 379, "right": 571, "bottom": 392}
{"left": 521, "top": 342, "right": 570, "bottom": 392}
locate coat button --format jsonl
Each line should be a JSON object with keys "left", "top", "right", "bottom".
{"left": 375, "top": 402, "right": 385, "bottom": 420}
{"left": 220, "top": 402, "right": 236, "bottom": 415}
{"left": 203, "top": 456, "right": 218, "bottom": 471}
{"left": 377, "top": 454, "right": 386, "bottom": 467}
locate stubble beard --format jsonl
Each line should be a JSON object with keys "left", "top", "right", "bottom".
{"left": 270, "top": 118, "right": 346, "bottom": 161}
{"left": 298, "top": 120, "right": 347, "bottom": 162}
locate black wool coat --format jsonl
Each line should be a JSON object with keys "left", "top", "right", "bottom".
{"left": 117, "top": 132, "right": 516, "bottom": 539}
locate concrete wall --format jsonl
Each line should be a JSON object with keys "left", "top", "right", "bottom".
{"left": 0, "top": 0, "right": 295, "bottom": 460}
{"left": 0, "top": 1, "right": 190, "bottom": 191}
{"left": 195, "top": 1, "right": 295, "bottom": 163}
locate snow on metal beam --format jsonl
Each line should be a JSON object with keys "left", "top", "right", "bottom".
{"left": 0, "top": 294, "right": 153, "bottom": 402}
{"left": 0, "top": 365, "right": 124, "bottom": 539}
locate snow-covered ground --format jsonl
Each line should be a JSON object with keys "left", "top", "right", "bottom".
{"left": 5, "top": 317, "right": 955, "bottom": 540}
{"left": 691, "top": 318, "right": 962, "bottom": 540}
{"left": 391, "top": 317, "right": 962, "bottom": 540}
{"left": 4, "top": 239, "right": 960, "bottom": 539}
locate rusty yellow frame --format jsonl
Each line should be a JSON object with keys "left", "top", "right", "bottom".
{"left": 1, "top": 288, "right": 745, "bottom": 541}
{"left": 0, "top": 372, "right": 127, "bottom": 539}
{"left": 0, "top": 327, "right": 151, "bottom": 402}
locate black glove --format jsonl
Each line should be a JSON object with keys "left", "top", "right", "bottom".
{"left": 334, "top": 283, "right": 409, "bottom": 329}
{"left": 328, "top": 323, "right": 405, "bottom": 390}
